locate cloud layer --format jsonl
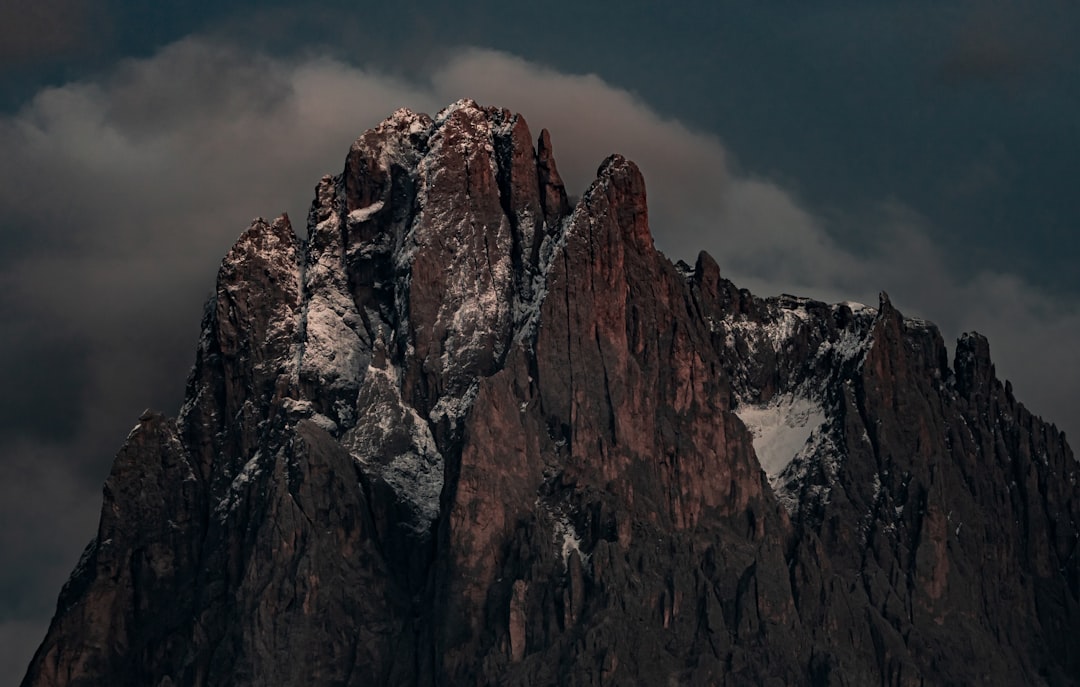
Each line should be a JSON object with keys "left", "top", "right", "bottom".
{"left": 1, "top": 36, "right": 1076, "bottom": 681}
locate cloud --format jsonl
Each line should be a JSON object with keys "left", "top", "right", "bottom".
{"left": 1, "top": 35, "right": 1077, "bottom": 679}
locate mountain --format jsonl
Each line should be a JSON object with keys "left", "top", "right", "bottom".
{"left": 22, "top": 100, "right": 1079, "bottom": 686}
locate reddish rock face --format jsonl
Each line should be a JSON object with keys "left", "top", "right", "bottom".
{"left": 22, "top": 102, "right": 1080, "bottom": 687}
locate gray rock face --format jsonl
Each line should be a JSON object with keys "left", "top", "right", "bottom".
{"left": 22, "top": 101, "right": 1080, "bottom": 686}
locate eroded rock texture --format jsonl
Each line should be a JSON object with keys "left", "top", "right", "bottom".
{"left": 23, "top": 101, "right": 1080, "bottom": 686}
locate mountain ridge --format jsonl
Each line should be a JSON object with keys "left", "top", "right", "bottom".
{"left": 23, "top": 100, "right": 1079, "bottom": 686}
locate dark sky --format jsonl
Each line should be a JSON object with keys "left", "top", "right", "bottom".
{"left": 2, "top": 1, "right": 1077, "bottom": 679}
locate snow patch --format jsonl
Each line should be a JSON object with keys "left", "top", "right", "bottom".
{"left": 347, "top": 200, "right": 385, "bottom": 224}
{"left": 736, "top": 394, "right": 826, "bottom": 481}
{"left": 539, "top": 498, "right": 588, "bottom": 570}
{"left": 553, "top": 514, "right": 587, "bottom": 569}
{"left": 838, "top": 301, "right": 874, "bottom": 314}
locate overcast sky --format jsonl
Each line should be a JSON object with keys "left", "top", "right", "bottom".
{"left": 2, "top": 1, "right": 1077, "bottom": 680}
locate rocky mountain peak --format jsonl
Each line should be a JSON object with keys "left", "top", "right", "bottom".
{"left": 954, "top": 330, "right": 994, "bottom": 397}
{"left": 22, "top": 103, "right": 1080, "bottom": 686}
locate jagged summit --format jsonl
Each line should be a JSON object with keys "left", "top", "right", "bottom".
{"left": 23, "top": 103, "right": 1080, "bottom": 686}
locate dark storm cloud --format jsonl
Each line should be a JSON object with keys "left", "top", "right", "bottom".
{"left": 1, "top": 36, "right": 1077, "bottom": 681}
{"left": 0, "top": 0, "right": 95, "bottom": 66}
{"left": 0, "top": 442, "right": 100, "bottom": 617}
{"left": 0, "top": 439, "right": 103, "bottom": 682}
{"left": 0, "top": 332, "right": 87, "bottom": 441}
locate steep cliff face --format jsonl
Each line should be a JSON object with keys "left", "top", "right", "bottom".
{"left": 23, "top": 101, "right": 1080, "bottom": 686}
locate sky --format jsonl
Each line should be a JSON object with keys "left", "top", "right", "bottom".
{"left": 1, "top": 0, "right": 1077, "bottom": 680}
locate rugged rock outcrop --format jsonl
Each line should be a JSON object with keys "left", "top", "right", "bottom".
{"left": 22, "top": 101, "right": 1080, "bottom": 686}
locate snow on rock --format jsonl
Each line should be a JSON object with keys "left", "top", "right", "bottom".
{"left": 215, "top": 449, "right": 273, "bottom": 516}
{"left": 301, "top": 298, "right": 367, "bottom": 382}
{"left": 219, "top": 216, "right": 298, "bottom": 276}
{"left": 514, "top": 214, "right": 570, "bottom": 345}
{"left": 282, "top": 397, "right": 339, "bottom": 434}
{"left": 839, "top": 301, "right": 874, "bottom": 314}
{"left": 429, "top": 382, "right": 480, "bottom": 431}
{"left": 405, "top": 103, "right": 519, "bottom": 393}
{"left": 775, "top": 423, "right": 843, "bottom": 514}
{"left": 736, "top": 394, "right": 826, "bottom": 483}
{"left": 724, "top": 306, "right": 806, "bottom": 356}
{"left": 818, "top": 311, "right": 876, "bottom": 367}
{"left": 721, "top": 295, "right": 878, "bottom": 511}
{"left": 256, "top": 102, "right": 570, "bottom": 532}
{"left": 299, "top": 178, "right": 374, "bottom": 430}
{"left": 342, "top": 355, "right": 443, "bottom": 529}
